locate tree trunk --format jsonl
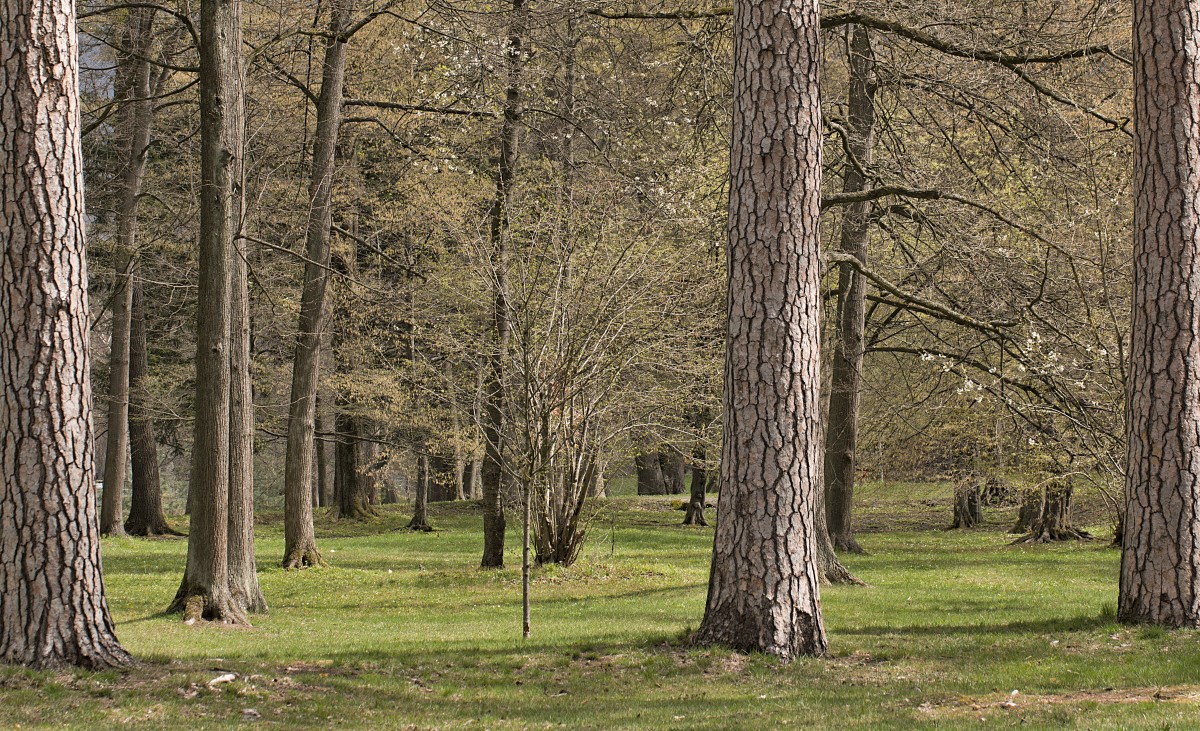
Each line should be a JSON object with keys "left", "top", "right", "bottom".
{"left": 408, "top": 455, "right": 433, "bottom": 531}
{"left": 1013, "top": 480, "right": 1089, "bottom": 544}
{"left": 823, "top": 26, "right": 876, "bottom": 557}
{"left": 635, "top": 453, "right": 667, "bottom": 495}
{"left": 683, "top": 448, "right": 708, "bottom": 526}
{"left": 950, "top": 479, "right": 983, "bottom": 529}
{"left": 0, "top": 0, "right": 132, "bottom": 665}
{"left": 316, "top": 395, "right": 333, "bottom": 508}
{"left": 333, "top": 411, "right": 377, "bottom": 520}
{"left": 660, "top": 450, "right": 687, "bottom": 495}
{"left": 125, "top": 279, "right": 175, "bottom": 535}
{"left": 100, "top": 9, "right": 158, "bottom": 538}
{"left": 227, "top": 197, "right": 264, "bottom": 613}
{"left": 1120, "top": 0, "right": 1200, "bottom": 628}
{"left": 169, "top": 0, "right": 247, "bottom": 624}
{"left": 480, "top": 0, "right": 527, "bottom": 569}
{"left": 282, "top": 0, "right": 352, "bottom": 569}
{"left": 694, "top": 0, "right": 828, "bottom": 660}
{"left": 428, "top": 453, "right": 457, "bottom": 502}
{"left": 1010, "top": 488, "right": 1040, "bottom": 534}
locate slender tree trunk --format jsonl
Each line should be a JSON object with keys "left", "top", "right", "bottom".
{"left": 0, "top": 0, "right": 132, "bottom": 666}
{"left": 100, "top": 9, "right": 157, "bottom": 538}
{"left": 316, "top": 394, "right": 333, "bottom": 507}
{"left": 126, "top": 279, "right": 175, "bottom": 535}
{"left": 282, "top": 0, "right": 352, "bottom": 569}
{"left": 824, "top": 26, "right": 876, "bottom": 556}
{"left": 694, "top": 0, "right": 828, "bottom": 659}
{"left": 481, "top": 0, "right": 528, "bottom": 569}
{"left": 169, "top": 0, "right": 247, "bottom": 624}
{"left": 1120, "top": 0, "right": 1200, "bottom": 628}
{"left": 408, "top": 455, "right": 433, "bottom": 531}
{"left": 683, "top": 448, "right": 708, "bottom": 526}
{"left": 228, "top": 199, "right": 264, "bottom": 612}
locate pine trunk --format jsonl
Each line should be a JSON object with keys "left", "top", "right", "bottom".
{"left": 824, "top": 26, "right": 876, "bottom": 556}
{"left": 694, "top": 0, "right": 828, "bottom": 659}
{"left": 0, "top": 0, "right": 132, "bottom": 665}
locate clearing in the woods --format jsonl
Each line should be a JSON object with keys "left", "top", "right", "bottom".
{"left": 3, "top": 482, "right": 1198, "bottom": 729}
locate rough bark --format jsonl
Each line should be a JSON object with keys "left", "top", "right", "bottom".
{"left": 1119, "top": 0, "right": 1200, "bottom": 628}
{"left": 694, "top": 0, "right": 828, "bottom": 660}
{"left": 282, "top": 0, "right": 351, "bottom": 569}
{"left": 332, "top": 412, "right": 377, "bottom": 520}
{"left": 1013, "top": 480, "right": 1090, "bottom": 544}
{"left": 823, "top": 26, "right": 876, "bottom": 557}
{"left": 1010, "top": 488, "right": 1040, "bottom": 534}
{"left": 125, "top": 279, "right": 175, "bottom": 536}
{"left": 408, "top": 455, "right": 433, "bottom": 532}
{"left": 683, "top": 448, "right": 709, "bottom": 526}
{"left": 480, "top": 0, "right": 527, "bottom": 569}
{"left": 169, "top": 0, "right": 248, "bottom": 624}
{"left": 100, "top": 10, "right": 158, "bottom": 538}
{"left": 0, "top": 0, "right": 133, "bottom": 666}
{"left": 635, "top": 453, "right": 668, "bottom": 495}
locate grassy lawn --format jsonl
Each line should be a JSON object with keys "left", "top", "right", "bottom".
{"left": 3, "top": 485, "right": 1200, "bottom": 729}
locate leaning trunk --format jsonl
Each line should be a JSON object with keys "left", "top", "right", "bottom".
{"left": 281, "top": 0, "right": 352, "bottom": 569}
{"left": 0, "top": 0, "right": 132, "bottom": 664}
{"left": 823, "top": 26, "right": 877, "bottom": 556}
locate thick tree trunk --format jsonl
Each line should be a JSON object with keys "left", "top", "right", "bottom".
{"left": 694, "top": 0, "right": 828, "bottom": 660}
{"left": 333, "top": 411, "right": 377, "bottom": 520}
{"left": 228, "top": 205, "right": 264, "bottom": 613}
{"left": 823, "top": 26, "right": 876, "bottom": 557}
{"left": 125, "top": 279, "right": 175, "bottom": 535}
{"left": 169, "top": 0, "right": 247, "bottom": 624}
{"left": 408, "top": 455, "right": 433, "bottom": 531}
{"left": 660, "top": 450, "right": 687, "bottom": 495}
{"left": 282, "top": 0, "right": 351, "bottom": 569}
{"left": 1120, "top": 0, "right": 1200, "bottom": 628}
{"left": 950, "top": 480, "right": 983, "bottom": 529}
{"left": 1010, "top": 488, "right": 1040, "bottom": 534}
{"left": 635, "top": 453, "right": 667, "bottom": 495}
{"left": 480, "top": 0, "right": 527, "bottom": 569}
{"left": 100, "top": 9, "right": 157, "bottom": 538}
{"left": 1013, "top": 480, "right": 1089, "bottom": 544}
{"left": 428, "top": 453, "right": 457, "bottom": 502}
{"left": 0, "top": 0, "right": 132, "bottom": 666}
{"left": 683, "top": 448, "right": 708, "bottom": 526}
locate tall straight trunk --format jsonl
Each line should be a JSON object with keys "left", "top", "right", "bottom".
{"left": 125, "top": 279, "right": 174, "bottom": 535}
{"left": 694, "top": 0, "right": 828, "bottom": 660}
{"left": 228, "top": 204, "right": 264, "bottom": 612}
{"left": 481, "top": 0, "right": 528, "bottom": 569}
{"left": 169, "top": 0, "right": 247, "bottom": 624}
{"left": 0, "top": 0, "right": 132, "bottom": 667}
{"left": 1119, "top": 0, "right": 1200, "bottom": 628}
{"left": 316, "top": 395, "right": 333, "bottom": 507}
{"left": 282, "top": 0, "right": 352, "bottom": 568}
{"left": 824, "top": 26, "right": 876, "bottom": 556}
{"left": 333, "top": 410, "right": 376, "bottom": 520}
{"left": 100, "top": 9, "right": 156, "bottom": 537}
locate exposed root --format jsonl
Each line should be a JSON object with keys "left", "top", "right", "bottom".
{"left": 281, "top": 545, "right": 326, "bottom": 569}
{"left": 168, "top": 588, "right": 249, "bottom": 626}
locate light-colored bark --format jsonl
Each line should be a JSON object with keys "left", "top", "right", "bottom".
{"left": 694, "top": 0, "right": 828, "bottom": 660}
{"left": 0, "top": 0, "right": 131, "bottom": 667}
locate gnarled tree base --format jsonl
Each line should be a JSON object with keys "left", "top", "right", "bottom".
{"left": 282, "top": 544, "right": 325, "bottom": 569}
{"left": 682, "top": 500, "right": 708, "bottom": 526}
{"left": 832, "top": 533, "right": 865, "bottom": 553}
{"left": 949, "top": 480, "right": 983, "bottom": 529}
{"left": 125, "top": 515, "right": 183, "bottom": 537}
{"left": 168, "top": 585, "right": 248, "bottom": 625}
{"left": 1010, "top": 480, "right": 1089, "bottom": 544}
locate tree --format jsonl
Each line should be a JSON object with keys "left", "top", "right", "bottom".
{"left": 1119, "top": 0, "right": 1200, "bottom": 628}
{"left": 0, "top": 0, "right": 132, "bottom": 667}
{"left": 823, "top": 26, "right": 876, "bottom": 555}
{"left": 694, "top": 0, "right": 828, "bottom": 659}
{"left": 281, "top": 0, "right": 353, "bottom": 569}
{"left": 125, "top": 280, "right": 176, "bottom": 535}
{"left": 169, "top": 0, "right": 249, "bottom": 624}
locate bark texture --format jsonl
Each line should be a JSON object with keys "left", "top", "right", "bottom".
{"left": 660, "top": 451, "right": 687, "bottom": 495}
{"left": 282, "top": 0, "right": 351, "bottom": 569}
{"left": 0, "top": 0, "right": 132, "bottom": 667}
{"left": 694, "top": 0, "right": 828, "bottom": 660}
{"left": 823, "top": 26, "right": 876, "bottom": 556}
{"left": 950, "top": 480, "right": 983, "bottom": 529}
{"left": 408, "top": 455, "right": 433, "bottom": 532}
{"left": 636, "top": 453, "right": 668, "bottom": 495}
{"left": 1120, "top": 0, "right": 1200, "bottom": 628}
{"left": 333, "top": 411, "right": 377, "bottom": 521}
{"left": 169, "top": 0, "right": 248, "bottom": 623}
{"left": 682, "top": 448, "right": 709, "bottom": 526}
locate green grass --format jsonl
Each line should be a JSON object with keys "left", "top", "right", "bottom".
{"left": 3, "top": 486, "right": 1199, "bottom": 729}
